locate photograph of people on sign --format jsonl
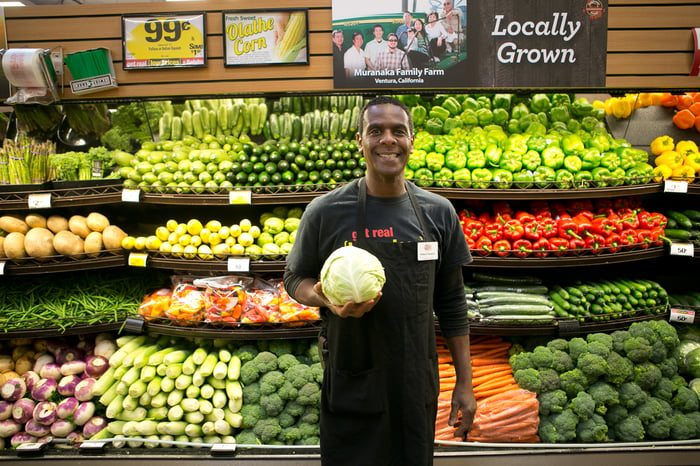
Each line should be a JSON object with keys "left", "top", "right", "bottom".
{"left": 332, "top": 0, "right": 607, "bottom": 89}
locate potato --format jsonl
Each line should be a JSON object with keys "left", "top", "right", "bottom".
{"left": 24, "top": 227, "right": 56, "bottom": 259}
{"left": 102, "top": 225, "right": 128, "bottom": 250}
{"left": 46, "top": 215, "right": 69, "bottom": 234}
{"left": 86, "top": 212, "right": 110, "bottom": 232}
{"left": 24, "top": 213, "right": 47, "bottom": 229}
{"left": 0, "top": 215, "right": 29, "bottom": 234}
{"left": 53, "top": 230, "right": 84, "bottom": 256}
{"left": 68, "top": 215, "right": 90, "bottom": 239}
{"left": 84, "top": 231, "right": 103, "bottom": 258}
{"left": 3, "top": 231, "right": 27, "bottom": 259}
{"left": 0, "top": 236, "right": 5, "bottom": 258}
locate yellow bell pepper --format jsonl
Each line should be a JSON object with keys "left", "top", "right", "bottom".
{"left": 654, "top": 150, "right": 683, "bottom": 169}
{"left": 683, "top": 151, "right": 700, "bottom": 174}
{"left": 672, "top": 165, "right": 696, "bottom": 182}
{"left": 611, "top": 97, "right": 634, "bottom": 119}
{"left": 650, "top": 135, "right": 675, "bottom": 156}
{"left": 676, "top": 140, "right": 699, "bottom": 157}
{"left": 653, "top": 164, "right": 673, "bottom": 182}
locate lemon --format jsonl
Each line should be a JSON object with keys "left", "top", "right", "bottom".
{"left": 230, "top": 243, "right": 245, "bottom": 255}
{"left": 155, "top": 226, "right": 170, "bottom": 242}
{"left": 175, "top": 223, "right": 188, "bottom": 236}
{"left": 190, "top": 235, "right": 202, "bottom": 247}
{"left": 178, "top": 234, "right": 192, "bottom": 246}
{"left": 187, "top": 219, "right": 203, "bottom": 236}
{"left": 159, "top": 241, "right": 173, "bottom": 254}
{"left": 134, "top": 236, "right": 147, "bottom": 251}
{"left": 217, "top": 225, "right": 230, "bottom": 240}
{"left": 168, "top": 232, "right": 180, "bottom": 244}
{"left": 199, "top": 228, "right": 211, "bottom": 244}
{"left": 212, "top": 243, "right": 230, "bottom": 258}
{"left": 166, "top": 219, "right": 179, "bottom": 232}
{"left": 145, "top": 235, "right": 162, "bottom": 250}
{"left": 229, "top": 224, "right": 242, "bottom": 238}
{"left": 205, "top": 219, "right": 222, "bottom": 232}
{"left": 183, "top": 245, "right": 198, "bottom": 259}
{"left": 225, "top": 237, "right": 236, "bottom": 247}
{"left": 238, "top": 232, "right": 254, "bottom": 247}
{"left": 171, "top": 243, "right": 185, "bottom": 258}
{"left": 197, "top": 244, "right": 214, "bottom": 260}
{"left": 208, "top": 234, "right": 222, "bottom": 247}
{"left": 121, "top": 236, "right": 136, "bottom": 250}
{"left": 239, "top": 218, "right": 252, "bottom": 232}
{"left": 248, "top": 225, "right": 261, "bottom": 239}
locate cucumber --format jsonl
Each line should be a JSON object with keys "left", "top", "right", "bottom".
{"left": 682, "top": 209, "right": 700, "bottom": 221}
{"left": 473, "top": 285, "right": 549, "bottom": 295}
{"left": 666, "top": 210, "right": 693, "bottom": 230}
{"left": 480, "top": 315, "right": 555, "bottom": 325}
{"left": 664, "top": 229, "right": 692, "bottom": 240}
{"left": 471, "top": 272, "right": 542, "bottom": 285}
{"left": 480, "top": 304, "right": 553, "bottom": 316}
{"left": 478, "top": 295, "right": 553, "bottom": 307}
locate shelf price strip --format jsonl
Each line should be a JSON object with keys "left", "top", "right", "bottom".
{"left": 27, "top": 192, "right": 51, "bottom": 209}
{"left": 669, "top": 242, "right": 694, "bottom": 257}
{"left": 664, "top": 179, "right": 688, "bottom": 193}
{"left": 669, "top": 308, "right": 696, "bottom": 324}
{"left": 128, "top": 252, "right": 148, "bottom": 267}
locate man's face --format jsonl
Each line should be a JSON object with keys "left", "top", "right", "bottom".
{"left": 373, "top": 27, "right": 384, "bottom": 40}
{"left": 443, "top": 1, "right": 453, "bottom": 11}
{"left": 332, "top": 32, "right": 343, "bottom": 47}
{"left": 353, "top": 34, "right": 363, "bottom": 48}
{"left": 358, "top": 104, "right": 414, "bottom": 180}
{"left": 387, "top": 36, "right": 398, "bottom": 50}
{"left": 403, "top": 13, "right": 413, "bottom": 25}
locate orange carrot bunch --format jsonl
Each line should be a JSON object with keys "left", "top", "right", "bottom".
{"left": 467, "top": 389, "right": 540, "bottom": 443}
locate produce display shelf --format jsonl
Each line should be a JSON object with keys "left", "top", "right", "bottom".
{"left": 144, "top": 255, "right": 287, "bottom": 274}
{"left": 0, "top": 321, "right": 125, "bottom": 340}
{"left": 1, "top": 251, "right": 126, "bottom": 275}
{"left": 142, "top": 319, "right": 321, "bottom": 340}
{"left": 429, "top": 182, "right": 666, "bottom": 200}
{"left": 0, "top": 180, "right": 123, "bottom": 209}
{"left": 468, "top": 246, "right": 665, "bottom": 268}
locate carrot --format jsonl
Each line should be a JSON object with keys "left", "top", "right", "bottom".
{"left": 471, "top": 370, "right": 512, "bottom": 386}
{"left": 471, "top": 358, "right": 511, "bottom": 366}
{"left": 474, "top": 384, "right": 520, "bottom": 398}
{"left": 474, "top": 374, "right": 515, "bottom": 390}
{"left": 472, "top": 347, "right": 510, "bottom": 360}
{"left": 471, "top": 363, "right": 512, "bottom": 377}
{"left": 469, "top": 335, "right": 498, "bottom": 345}
{"left": 469, "top": 341, "right": 510, "bottom": 351}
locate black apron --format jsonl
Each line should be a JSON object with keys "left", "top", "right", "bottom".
{"left": 320, "top": 179, "right": 439, "bottom": 466}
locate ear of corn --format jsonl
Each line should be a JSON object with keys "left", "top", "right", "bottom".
{"left": 275, "top": 11, "right": 306, "bottom": 61}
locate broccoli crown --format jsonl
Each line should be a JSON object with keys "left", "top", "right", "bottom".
{"left": 539, "top": 368, "right": 561, "bottom": 392}
{"left": 240, "top": 404, "right": 265, "bottom": 429}
{"left": 284, "top": 363, "right": 314, "bottom": 389}
{"left": 604, "top": 351, "right": 634, "bottom": 386}
{"left": 253, "top": 418, "right": 283, "bottom": 443}
{"left": 604, "top": 404, "right": 628, "bottom": 428}
{"left": 546, "top": 338, "right": 569, "bottom": 353}
{"left": 297, "top": 382, "right": 321, "bottom": 407}
{"left": 623, "top": 336, "right": 653, "bottom": 364}
{"left": 509, "top": 352, "right": 535, "bottom": 373}
{"left": 278, "top": 380, "right": 299, "bottom": 401}
{"left": 259, "top": 370, "right": 286, "bottom": 395}
{"left": 235, "top": 429, "right": 262, "bottom": 445}
{"left": 672, "top": 386, "right": 700, "bottom": 413}
{"left": 531, "top": 346, "right": 554, "bottom": 369}
{"left": 657, "top": 357, "right": 679, "bottom": 379}
{"left": 100, "top": 127, "right": 135, "bottom": 153}
{"left": 651, "top": 378, "right": 675, "bottom": 402}
{"left": 268, "top": 340, "right": 295, "bottom": 357}
{"left": 619, "top": 382, "right": 648, "bottom": 410}
{"left": 551, "top": 350, "right": 574, "bottom": 374}
{"left": 297, "top": 421, "right": 320, "bottom": 439}
{"left": 614, "top": 415, "right": 645, "bottom": 442}
{"left": 278, "top": 412, "right": 296, "bottom": 428}
{"left": 278, "top": 426, "right": 302, "bottom": 444}
{"left": 633, "top": 361, "right": 662, "bottom": 391}
{"left": 628, "top": 321, "right": 659, "bottom": 345}
{"left": 645, "top": 417, "right": 671, "bottom": 440}
{"left": 577, "top": 353, "right": 609, "bottom": 380}
{"left": 538, "top": 418, "right": 561, "bottom": 443}
{"left": 631, "top": 397, "right": 666, "bottom": 425}
{"left": 538, "top": 389, "right": 568, "bottom": 417}
{"left": 587, "top": 341, "right": 611, "bottom": 359}
{"left": 242, "top": 381, "right": 262, "bottom": 404}
{"left": 586, "top": 333, "right": 613, "bottom": 351}
{"left": 240, "top": 362, "right": 261, "bottom": 385}
{"left": 253, "top": 351, "right": 279, "bottom": 373}
{"left": 307, "top": 341, "right": 321, "bottom": 364}
{"left": 649, "top": 320, "right": 680, "bottom": 351}
{"left": 310, "top": 362, "right": 324, "bottom": 384}
{"left": 559, "top": 368, "right": 589, "bottom": 398}
{"left": 669, "top": 413, "right": 699, "bottom": 440}
{"left": 649, "top": 340, "right": 668, "bottom": 364}
{"left": 298, "top": 436, "right": 321, "bottom": 446}
{"left": 277, "top": 353, "right": 300, "bottom": 372}
{"left": 236, "top": 344, "right": 260, "bottom": 363}
{"left": 568, "top": 337, "right": 589, "bottom": 362}
{"left": 686, "top": 411, "right": 700, "bottom": 433}
{"left": 611, "top": 330, "right": 631, "bottom": 355}
{"left": 513, "top": 368, "right": 543, "bottom": 394}
{"left": 670, "top": 374, "right": 688, "bottom": 391}
{"left": 549, "top": 408, "right": 579, "bottom": 442}
{"left": 569, "top": 391, "right": 596, "bottom": 421}
{"left": 261, "top": 393, "right": 285, "bottom": 417}
{"left": 282, "top": 401, "right": 305, "bottom": 418}
{"left": 587, "top": 381, "right": 619, "bottom": 415}
{"left": 576, "top": 413, "right": 609, "bottom": 443}
{"left": 300, "top": 406, "right": 320, "bottom": 425}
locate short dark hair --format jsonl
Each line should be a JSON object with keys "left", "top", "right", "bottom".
{"left": 358, "top": 96, "right": 413, "bottom": 136}
{"left": 352, "top": 31, "right": 363, "bottom": 40}
{"left": 373, "top": 24, "right": 384, "bottom": 31}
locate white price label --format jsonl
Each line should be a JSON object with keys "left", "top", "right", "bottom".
{"left": 27, "top": 192, "right": 51, "bottom": 209}
{"left": 128, "top": 252, "right": 148, "bottom": 267}
{"left": 228, "top": 256, "right": 250, "bottom": 272}
{"left": 122, "top": 188, "right": 141, "bottom": 202}
{"left": 669, "top": 308, "right": 696, "bottom": 324}
{"left": 664, "top": 179, "right": 688, "bottom": 193}
{"left": 0, "top": 261, "right": 5, "bottom": 275}
{"left": 229, "top": 190, "right": 252, "bottom": 205}
{"left": 670, "top": 242, "right": 695, "bottom": 257}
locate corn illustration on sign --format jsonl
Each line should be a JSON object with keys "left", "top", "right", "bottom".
{"left": 223, "top": 10, "right": 308, "bottom": 67}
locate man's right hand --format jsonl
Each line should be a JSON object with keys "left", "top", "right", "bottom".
{"left": 313, "top": 281, "right": 381, "bottom": 318}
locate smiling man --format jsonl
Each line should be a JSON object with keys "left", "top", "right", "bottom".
{"left": 283, "top": 97, "right": 475, "bottom": 465}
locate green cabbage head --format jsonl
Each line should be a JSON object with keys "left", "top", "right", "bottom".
{"left": 320, "top": 245, "right": 386, "bottom": 306}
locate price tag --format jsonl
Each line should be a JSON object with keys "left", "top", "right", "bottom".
{"left": 670, "top": 242, "right": 695, "bottom": 257}
{"left": 122, "top": 188, "right": 141, "bottom": 203}
{"left": 670, "top": 308, "right": 696, "bottom": 324}
{"left": 92, "top": 160, "right": 103, "bottom": 178}
{"left": 229, "top": 190, "right": 252, "bottom": 205}
{"left": 122, "top": 14, "right": 207, "bottom": 69}
{"left": 228, "top": 256, "right": 250, "bottom": 272}
{"left": 27, "top": 192, "right": 51, "bottom": 209}
{"left": 128, "top": 252, "right": 148, "bottom": 267}
{"left": 0, "top": 261, "right": 5, "bottom": 275}
{"left": 664, "top": 179, "right": 688, "bottom": 193}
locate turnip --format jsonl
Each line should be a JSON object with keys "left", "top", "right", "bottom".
{"left": 31, "top": 378, "right": 57, "bottom": 401}
{"left": 10, "top": 431, "right": 36, "bottom": 447}
{"left": 73, "top": 401, "right": 95, "bottom": 426}
{"left": 50, "top": 419, "right": 76, "bottom": 437}
{"left": 21, "top": 371, "right": 41, "bottom": 393}
{"left": 57, "top": 375, "right": 81, "bottom": 397}
{"left": 56, "top": 397, "right": 79, "bottom": 420}
{"left": 84, "top": 355, "right": 109, "bottom": 378}
{"left": 0, "top": 401, "right": 12, "bottom": 421}
{"left": 39, "top": 362, "right": 61, "bottom": 381}
{"left": 0, "top": 419, "right": 21, "bottom": 438}
{"left": 74, "top": 377, "right": 96, "bottom": 401}
{"left": 33, "top": 400, "right": 57, "bottom": 426}
{"left": 24, "top": 419, "right": 51, "bottom": 437}
{"left": 81, "top": 416, "right": 106, "bottom": 439}
{"left": 11, "top": 398, "right": 35, "bottom": 424}
{"left": 32, "top": 353, "right": 54, "bottom": 375}
{"left": 0, "top": 377, "right": 26, "bottom": 401}
{"left": 60, "top": 360, "right": 86, "bottom": 377}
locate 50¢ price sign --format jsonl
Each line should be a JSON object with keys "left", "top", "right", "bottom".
{"left": 122, "top": 13, "right": 207, "bottom": 69}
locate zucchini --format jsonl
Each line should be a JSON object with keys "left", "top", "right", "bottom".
{"left": 479, "top": 304, "right": 553, "bottom": 316}
{"left": 473, "top": 285, "right": 549, "bottom": 295}
{"left": 471, "top": 272, "right": 542, "bottom": 285}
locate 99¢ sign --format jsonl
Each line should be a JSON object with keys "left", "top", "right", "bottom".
{"left": 122, "top": 13, "right": 207, "bottom": 69}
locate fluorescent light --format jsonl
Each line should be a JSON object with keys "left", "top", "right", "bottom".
{"left": 0, "top": 2, "right": 26, "bottom": 6}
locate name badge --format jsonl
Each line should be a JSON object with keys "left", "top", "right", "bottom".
{"left": 417, "top": 241, "right": 438, "bottom": 261}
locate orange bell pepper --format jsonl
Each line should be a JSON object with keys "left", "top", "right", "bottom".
{"left": 676, "top": 94, "right": 694, "bottom": 110}
{"left": 660, "top": 93, "right": 678, "bottom": 107}
{"left": 673, "top": 109, "right": 696, "bottom": 130}
{"left": 689, "top": 102, "right": 700, "bottom": 116}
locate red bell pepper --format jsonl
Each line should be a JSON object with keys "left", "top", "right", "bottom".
{"left": 619, "top": 229, "right": 638, "bottom": 249}
{"left": 549, "top": 237, "right": 569, "bottom": 256}
{"left": 493, "top": 200, "right": 514, "bottom": 217}
{"left": 568, "top": 237, "right": 586, "bottom": 255}
{"left": 463, "top": 219, "right": 484, "bottom": 240}
{"left": 650, "top": 226, "right": 665, "bottom": 246}
{"left": 635, "top": 229, "right": 652, "bottom": 249}
{"left": 584, "top": 233, "right": 606, "bottom": 254}
{"left": 591, "top": 216, "right": 615, "bottom": 237}
{"left": 523, "top": 221, "right": 541, "bottom": 241}
{"left": 532, "top": 237, "right": 550, "bottom": 258}
{"left": 637, "top": 211, "right": 665, "bottom": 229}
{"left": 466, "top": 237, "right": 476, "bottom": 250}
{"left": 572, "top": 213, "right": 593, "bottom": 238}
{"left": 459, "top": 209, "right": 476, "bottom": 221}
{"left": 605, "top": 233, "right": 621, "bottom": 253}
{"left": 557, "top": 217, "right": 581, "bottom": 240}
{"left": 538, "top": 218, "right": 558, "bottom": 238}
{"left": 617, "top": 211, "right": 639, "bottom": 230}
{"left": 529, "top": 200, "right": 551, "bottom": 216}
{"left": 566, "top": 199, "right": 593, "bottom": 215}
{"left": 515, "top": 211, "right": 536, "bottom": 224}
{"left": 613, "top": 197, "right": 631, "bottom": 212}
{"left": 503, "top": 219, "right": 525, "bottom": 241}
{"left": 594, "top": 198, "right": 614, "bottom": 214}
{"left": 493, "top": 239, "right": 511, "bottom": 257}
{"left": 512, "top": 238, "right": 532, "bottom": 258}
{"left": 477, "top": 212, "right": 493, "bottom": 224}
{"left": 475, "top": 236, "right": 492, "bottom": 256}
{"left": 483, "top": 222, "right": 503, "bottom": 242}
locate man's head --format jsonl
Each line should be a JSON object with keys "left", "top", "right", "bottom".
{"left": 403, "top": 12, "right": 413, "bottom": 25}
{"left": 443, "top": 0, "right": 453, "bottom": 12}
{"left": 386, "top": 33, "right": 399, "bottom": 50}
{"left": 372, "top": 24, "right": 384, "bottom": 40}
{"left": 358, "top": 96, "right": 413, "bottom": 138}
{"left": 332, "top": 29, "right": 344, "bottom": 47}
{"left": 351, "top": 31, "right": 363, "bottom": 48}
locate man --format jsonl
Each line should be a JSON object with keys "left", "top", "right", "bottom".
{"left": 363, "top": 24, "right": 388, "bottom": 70}
{"left": 439, "top": 0, "right": 464, "bottom": 53}
{"left": 343, "top": 31, "right": 366, "bottom": 78}
{"left": 395, "top": 11, "right": 413, "bottom": 50}
{"left": 374, "top": 33, "right": 410, "bottom": 71}
{"left": 283, "top": 96, "right": 476, "bottom": 465}
{"left": 332, "top": 29, "right": 346, "bottom": 79}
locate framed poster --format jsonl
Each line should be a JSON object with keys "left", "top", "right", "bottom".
{"left": 122, "top": 13, "right": 207, "bottom": 70}
{"left": 223, "top": 9, "right": 308, "bottom": 67}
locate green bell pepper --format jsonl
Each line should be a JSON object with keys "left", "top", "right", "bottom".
{"left": 492, "top": 93, "right": 513, "bottom": 109}
{"left": 504, "top": 134, "right": 529, "bottom": 155}
{"left": 471, "top": 167, "right": 493, "bottom": 189}
{"left": 461, "top": 97, "right": 480, "bottom": 111}
{"left": 445, "top": 148, "right": 467, "bottom": 170}
{"left": 413, "top": 167, "right": 434, "bottom": 187}
{"left": 544, "top": 132, "right": 562, "bottom": 148}
{"left": 485, "top": 144, "right": 503, "bottom": 168}
{"left": 591, "top": 166, "right": 611, "bottom": 187}
{"left": 566, "top": 118, "right": 581, "bottom": 133}
{"left": 610, "top": 138, "right": 630, "bottom": 151}
{"left": 492, "top": 107, "right": 510, "bottom": 126}
{"left": 407, "top": 149, "right": 427, "bottom": 170}
{"left": 411, "top": 105, "right": 427, "bottom": 127}
{"left": 580, "top": 148, "right": 602, "bottom": 170}
{"left": 534, "top": 165, "right": 556, "bottom": 188}
{"left": 434, "top": 135, "right": 454, "bottom": 154}
{"left": 571, "top": 97, "right": 594, "bottom": 117}
{"left": 499, "top": 151, "right": 523, "bottom": 173}
{"left": 453, "top": 167, "right": 471, "bottom": 188}
{"left": 424, "top": 118, "right": 444, "bottom": 135}
{"left": 562, "top": 133, "right": 585, "bottom": 155}
{"left": 576, "top": 130, "right": 592, "bottom": 148}
{"left": 609, "top": 167, "right": 626, "bottom": 187}
{"left": 542, "top": 146, "right": 565, "bottom": 169}
{"left": 491, "top": 168, "right": 514, "bottom": 189}
{"left": 616, "top": 147, "right": 639, "bottom": 170}
{"left": 529, "top": 94, "right": 552, "bottom": 113}
{"left": 486, "top": 128, "right": 508, "bottom": 147}
{"left": 426, "top": 151, "right": 445, "bottom": 172}
{"left": 414, "top": 131, "right": 434, "bottom": 151}
{"left": 443, "top": 117, "right": 463, "bottom": 134}
{"left": 429, "top": 105, "right": 450, "bottom": 122}
{"left": 459, "top": 109, "right": 479, "bottom": 127}
{"left": 507, "top": 118, "right": 521, "bottom": 134}
{"left": 522, "top": 150, "right": 542, "bottom": 171}
{"left": 626, "top": 162, "right": 654, "bottom": 184}
{"left": 600, "top": 152, "right": 620, "bottom": 171}
{"left": 563, "top": 154, "right": 582, "bottom": 173}
{"left": 518, "top": 114, "right": 540, "bottom": 133}
{"left": 527, "top": 134, "right": 547, "bottom": 152}
{"left": 524, "top": 121, "right": 547, "bottom": 136}
{"left": 588, "top": 133, "right": 611, "bottom": 153}
{"left": 514, "top": 169, "right": 534, "bottom": 189}
{"left": 549, "top": 121, "right": 569, "bottom": 133}
{"left": 468, "top": 132, "right": 488, "bottom": 152}
{"left": 511, "top": 103, "right": 530, "bottom": 120}
{"left": 550, "top": 105, "right": 571, "bottom": 123}
{"left": 442, "top": 97, "right": 462, "bottom": 116}
{"left": 536, "top": 112, "right": 549, "bottom": 128}
{"left": 574, "top": 170, "right": 593, "bottom": 188}
{"left": 476, "top": 108, "right": 494, "bottom": 126}
{"left": 434, "top": 167, "right": 454, "bottom": 187}
{"left": 476, "top": 96, "right": 492, "bottom": 109}
{"left": 466, "top": 149, "right": 486, "bottom": 169}
{"left": 581, "top": 116, "right": 599, "bottom": 132}
{"left": 404, "top": 167, "right": 414, "bottom": 179}
{"left": 555, "top": 169, "right": 575, "bottom": 189}
{"left": 551, "top": 93, "right": 572, "bottom": 106}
